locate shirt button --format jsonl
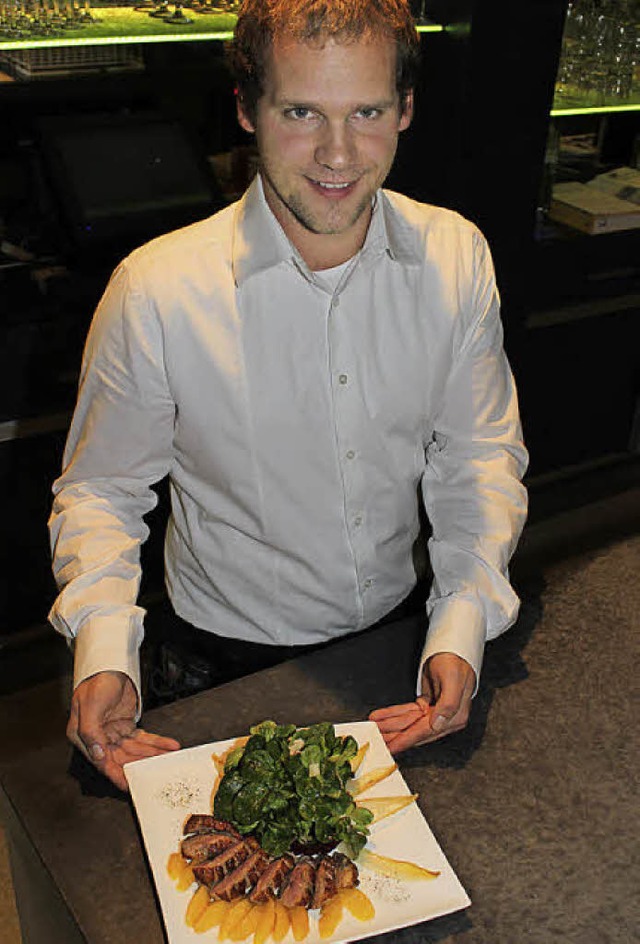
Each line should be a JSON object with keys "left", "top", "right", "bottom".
{"left": 332, "top": 297, "right": 340, "bottom": 308}
{"left": 338, "top": 373, "right": 348, "bottom": 385}
{"left": 354, "top": 515, "right": 363, "bottom": 527}
{"left": 346, "top": 449, "right": 355, "bottom": 460}
{"left": 363, "top": 578, "right": 374, "bottom": 589}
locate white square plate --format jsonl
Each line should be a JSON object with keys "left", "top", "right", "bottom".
{"left": 125, "top": 720, "right": 470, "bottom": 943}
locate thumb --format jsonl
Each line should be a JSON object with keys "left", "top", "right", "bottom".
{"left": 67, "top": 714, "right": 107, "bottom": 764}
{"left": 86, "top": 740, "right": 106, "bottom": 762}
{"left": 67, "top": 685, "right": 110, "bottom": 765}
{"left": 420, "top": 664, "right": 434, "bottom": 703}
{"left": 74, "top": 709, "right": 108, "bottom": 763}
{"left": 430, "top": 676, "right": 462, "bottom": 734}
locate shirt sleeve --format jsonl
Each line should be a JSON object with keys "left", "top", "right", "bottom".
{"left": 48, "top": 261, "right": 175, "bottom": 714}
{"left": 417, "top": 230, "right": 528, "bottom": 694}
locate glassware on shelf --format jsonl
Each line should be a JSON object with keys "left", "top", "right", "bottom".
{"left": 555, "top": 0, "right": 639, "bottom": 108}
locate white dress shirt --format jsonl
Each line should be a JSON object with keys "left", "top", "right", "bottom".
{"left": 49, "top": 174, "right": 528, "bottom": 704}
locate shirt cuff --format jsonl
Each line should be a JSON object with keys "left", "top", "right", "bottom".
{"left": 416, "top": 596, "right": 486, "bottom": 697}
{"left": 73, "top": 611, "right": 144, "bottom": 721}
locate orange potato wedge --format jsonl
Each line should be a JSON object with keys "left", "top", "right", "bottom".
{"left": 230, "top": 902, "right": 260, "bottom": 941}
{"left": 288, "top": 905, "right": 310, "bottom": 942}
{"left": 176, "top": 865, "right": 196, "bottom": 891}
{"left": 338, "top": 886, "right": 375, "bottom": 921}
{"left": 185, "top": 886, "right": 211, "bottom": 928}
{"left": 167, "top": 851, "right": 188, "bottom": 881}
{"left": 355, "top": 794, "right": 418, "bottom": 824}
{"left": 219, "top": 898, "right": 253, "bottom": 941}
{"left": 347, "top": 763, "right": 397, "bottom": 796}
{"left": 194, "top": 900, "right": 230, "bottom": 934}
{"left": 272, "top": 902, "right": 290, "bottom": 942}
{"left": 318, "top": 896, "right": 344, "bottom": 939}
{"left": 358, "top": 847, "right": 440, "bottom": 880}
{"left": 253, "top": 898, "right": 276, "bottom": 944}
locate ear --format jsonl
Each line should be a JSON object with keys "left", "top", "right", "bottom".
{"left": 398, "top": 89, "right": 414, "bottom": 131}
{"left": 236, "top": 93, "right": 256, "bottom": 134}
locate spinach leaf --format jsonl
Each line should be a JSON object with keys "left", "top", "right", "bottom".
{"left": 213, "top": 720, "right": 371, "bottom": 858}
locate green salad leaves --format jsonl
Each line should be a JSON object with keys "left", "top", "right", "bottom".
{"left": 213, "top": 721, "right": 373, "bottom": 858}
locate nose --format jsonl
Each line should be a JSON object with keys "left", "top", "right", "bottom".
{"left": 314, "top": 120, "right": 357, "bottom": 171}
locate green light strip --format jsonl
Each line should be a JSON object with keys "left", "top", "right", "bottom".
{"left": 551, "top": 103, "right": 640, "bottom": 116}
{"left": 0, "top": 32, "right": 233, "bottom": 50}
{"left": 0, "top": 22, "right": 441, "bottom": 51}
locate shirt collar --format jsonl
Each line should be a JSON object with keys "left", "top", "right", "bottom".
{"left": 232, "top": 175, "right": 293, "bottom": 286}
{"left": 232, "top": 174, "right": 421, "bottom": 286}
{"left": 378, "top": 191, "right": 423, "bottom": 266}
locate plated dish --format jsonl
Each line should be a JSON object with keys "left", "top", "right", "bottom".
{"left": 125, "top": 720, "right": 470, "bottom": 943}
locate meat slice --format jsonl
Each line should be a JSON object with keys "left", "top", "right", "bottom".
{"left": 183, "top": 814, "right": 241, "bottom": 838}
{"left": 311, "top": 855, "right": 338, "bottom": 909}
{"left": 249, "top": 854, "right": 295, "bottom": 903}
{"left": 279, "top": 857, "right": 316, "bottom": 909}
{"left": 333, "top": 852, "right": 359, "bottom": 889}
{"left": 211, "top": 849, "right": 271, "bottom": 901}
{"left": 192, "top": 837, "right": 258, "bottom": 887}
{"left": 181, "top": 831, "right": 239, "bottom": 864}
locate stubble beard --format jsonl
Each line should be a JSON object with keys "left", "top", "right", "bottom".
{"left": 265, "top": 169, "right": 373, "bottom": 237}
{"left": 286, "top": 188, "right": 372, "bottom": 236}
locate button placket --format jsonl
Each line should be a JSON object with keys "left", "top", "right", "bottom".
{"left": 327, "top": 277, "right": 375, "bottom": 617}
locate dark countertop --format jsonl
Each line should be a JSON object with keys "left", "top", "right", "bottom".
{"left": 2, "top": 532, "right": 639, "bottom": 944}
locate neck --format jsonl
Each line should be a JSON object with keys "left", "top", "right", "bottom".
{"left": 297, "top": 227, "right": 367, "bottom": 271}
{"left": 260, "top": 174, "right": 372, "bottom": 271}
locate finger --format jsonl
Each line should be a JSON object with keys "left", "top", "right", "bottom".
{"left": 372, "top": 713, "right": 423, "bottom": 735}
{"left": 113, "top": 738, "right": 180, "bottom": 763}
{"left": 384, "top": 715, "right": 434, "bottom": 754}
{"left": 129, "top": 728, "right": 181, "bottom": 752}
{"left": 369, "top": 702, "right": 424, "bottom": 722}
{"left": 387, "top": 716, "right": 468, "bottom": 754}
{"left": 99, "top": 752, "right": 130, "bottom": 793}
{"left": 108, "top": 739, "right": 181, "bottom": 775}
{"left": 110, "top": 742, "right": 169, "bottom": 766}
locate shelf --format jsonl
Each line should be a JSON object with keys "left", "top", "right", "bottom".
{"left": 552, "top": 86, "right": 640, "bottom": 117}
{"left": 552, "top": 103, "right": 640, "bottom": 117}
{"left": 0, "top": 7, "right": 236, "bottom": 50}
{"left": 0, "top": 11, "right": 442, "bottom": 51}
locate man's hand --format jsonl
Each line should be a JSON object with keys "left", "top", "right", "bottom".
{"left": 368, "top": 653, "right": 476, "bottom": 754}
{"left": 67, "top": 671, "right": 181, "bottom": 791}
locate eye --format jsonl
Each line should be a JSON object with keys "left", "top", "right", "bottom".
{"left": 284, "top": 107, "right": 315, "bottom": 121}
{"left": 353, "top": 107, "right": 382, "bottom": 120}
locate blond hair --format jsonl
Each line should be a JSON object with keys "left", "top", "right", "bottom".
{"left": 231, "top": 0, "right": 419, "bottom": 121}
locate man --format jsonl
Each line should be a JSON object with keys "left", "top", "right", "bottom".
{"left": 49, "top": 0, "right": 528, "bottom": 792}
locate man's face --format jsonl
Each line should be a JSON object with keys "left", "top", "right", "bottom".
{"left": 237, "top": 33, "right": 413, "bottom": 265}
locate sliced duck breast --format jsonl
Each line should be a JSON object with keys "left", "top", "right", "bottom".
{"left": 279, "top": 857, "right": 316, "bottom": 909}
{"left": 249, "top": 853, "right": 296, "bottom": 903}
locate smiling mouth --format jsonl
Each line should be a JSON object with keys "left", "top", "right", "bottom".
{"left": 307, "top": 178, "right": 359, "bottom": 198}
{"left": 314, "top": 181, "right": 352, "bottom": 190}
